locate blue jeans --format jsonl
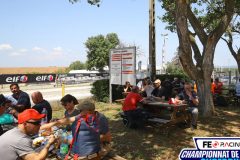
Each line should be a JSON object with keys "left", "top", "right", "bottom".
{"left": 124, "top": 108, "right": 147, "bottom": 128}
{"left": 187, "top": 107, "right": 198, "bottom": 126}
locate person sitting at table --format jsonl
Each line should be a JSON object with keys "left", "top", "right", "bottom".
{"left": 40, "top": 99, "right": 110, "bottom": 160}
{"left": 211, "top": 78, "right": 215, "bottom": 94}
{"left": 123, "top": 81, "right": 132, "bottom": 93}
{"left": 60, "top": 94, "right": 80, "bottom": 131}
{"left": 76, "top": 100, "right": 111, "bottom": 158}
{"left": 142, "top": 79, "right": 154, "bottom": 97}
{"left": 175, "top": 82, "right": 199, "bottom": 130}
{"left": 172, "top": 77, "right": 181, "bottom": 93}
{"left": 10, "top": 83, "right": 31, "bottom": 112}
{"left": 151, "top": 79, "right": 166, "bottom": 101}
{"left": 137, "top": 77, "right": 149, "bottom": 92}
{"left": 213, "top": 77, "right": 223, "bottom": 95}
{"left": 31, "top": 91, "right": 52, "bottom": 125}
{"left": 162, "top": 78, "right": 173, "bottom": 100}
{"left": 122, "top": 86, "right": 147, "bottom": 128}
{"left": 0, "top": 109, "right": 56, "bottom": 160}
{"left": 0, "top": 94, "right": 12, "bottom": 135}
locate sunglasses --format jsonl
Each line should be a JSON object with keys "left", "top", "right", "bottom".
{"left": 26, "top": 121, "right": 41, "bottom": 126}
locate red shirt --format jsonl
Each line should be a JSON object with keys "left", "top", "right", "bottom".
{"left": 214, "top": 81, "right": 223, "bottom": 94}
{"left": 122, "top": 92, "right": 143, "bottom": 111}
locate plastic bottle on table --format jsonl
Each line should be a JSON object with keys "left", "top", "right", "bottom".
{"left": 59, "top": 131, "right": 69, "bottom": 158}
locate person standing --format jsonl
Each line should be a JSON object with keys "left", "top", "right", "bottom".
{"left": 0, "top": 109, "right": 56, "bottom": 160}
{"left": 175, "top": 82, "right": 199, "bottom": 130}
{"left": 10, "top": 83, "right": 31, "bottom": 112}
{"left": 31, "top": 91, "right": 52, "bottom": 124}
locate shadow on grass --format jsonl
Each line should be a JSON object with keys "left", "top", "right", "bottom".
{"left": 108, "top": 106, "right": 240, "bottom": 160}
{"left": 51, "top": 101, "right": 240, "bottom": 160}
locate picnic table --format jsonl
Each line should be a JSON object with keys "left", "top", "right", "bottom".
{"left": 214, "top": 88, "right": 237, "bottom": 106}
{"left": 142, "top": 101, "right": 190, "bottom": 127}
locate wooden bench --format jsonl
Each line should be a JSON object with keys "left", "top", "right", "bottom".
{"left": 147, "top": 118, "right": 171, "bottom": 124}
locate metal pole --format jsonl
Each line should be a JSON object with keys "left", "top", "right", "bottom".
{"left": 149, "top": 0, "right": 156, "bottom": 80}
{"left": 161, "top": 34, "right": 168, "bottom": 74}
{"left": 61, "top": 83, "right": 65, "bottom": 97}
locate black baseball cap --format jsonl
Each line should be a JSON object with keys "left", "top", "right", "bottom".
{"left": 0, "top": 94, "right": 11, "bottom": 106}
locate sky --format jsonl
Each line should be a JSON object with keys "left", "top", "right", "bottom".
{"left": 0, "top": 0, "right": 238, "bottom": 68}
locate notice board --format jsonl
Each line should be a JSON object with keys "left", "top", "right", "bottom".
{"left": 110, "top": 47, "right": 136, "bottom": 85}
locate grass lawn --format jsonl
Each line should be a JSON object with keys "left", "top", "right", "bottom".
{"left": 51, "top": 101, "right": 240, "bottom": 160}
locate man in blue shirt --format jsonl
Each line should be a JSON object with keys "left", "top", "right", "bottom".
{"left": 175, "top": 82, "right": 199, "bottom": 130}
{"left": 10, "top": 83, "right": 31, "bottom": 112}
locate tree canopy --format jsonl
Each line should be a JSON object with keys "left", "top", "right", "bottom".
{"left": 161, "top": 0, "right": 240, "bottom": 74}
{"left": 69, "top": 0, "right": 100, "bottom": 6}
{"left": 85, "top": 33, "right": 119, "bottom": 71}
{"left": 68, "top": 60, "right": 86, "bottom": 70}
{"left": 160, "top": 0, "right": 235, "bottom": 116}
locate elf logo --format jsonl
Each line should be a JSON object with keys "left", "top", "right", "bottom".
{"left": 6, "top": 75, "right": 28, "bottom": 83}
{"left": 36, "top": 75, "right": 54, "bottom": 82}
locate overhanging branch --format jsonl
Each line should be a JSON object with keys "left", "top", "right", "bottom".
{"left": 187, "top": 5, "right": 208, "bottom": 45}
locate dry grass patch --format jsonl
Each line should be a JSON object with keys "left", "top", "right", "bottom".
{"left": 51, "top": 101, "right": 240, "bottom": 160}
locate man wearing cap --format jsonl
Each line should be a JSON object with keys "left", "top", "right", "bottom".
{"left": 0, "top": 109, "right": 56, "bottom": 160}
{"left": 41, "top": 99, "right": 110, "bottom": 160}
{"left": 151, "top": 79, "right": 166, "bottom": 101}
{"left": 10, "top": 83, "right": 31, "bottom": 112}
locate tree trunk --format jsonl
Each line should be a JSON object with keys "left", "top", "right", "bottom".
{"left": 175, "top": 0, "right": 234, "bottom": 117}
{"left": 197, "top": 77, "right": 214, "bottom": 116}
{"left": 235, "top": 55, "right": 240, "bottom": 75}
{"left": 238, "top": 63, "right": 240, "bottom": 75}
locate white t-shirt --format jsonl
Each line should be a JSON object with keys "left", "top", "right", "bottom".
{"left": 144, "top": 85, "right": 154, "bottom": 97}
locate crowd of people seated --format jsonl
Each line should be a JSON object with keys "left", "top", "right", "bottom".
{"left": 121, "top": 76, "right": 240, "bottom": 131}
{"left": 122, "top": 77, "right": 199, "bottom": 130}
{"left": 0, "top": 83, "right": 111, "bottom": 160}
{"left": 123, "top": 77, "right": 185, "bottom": 100}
